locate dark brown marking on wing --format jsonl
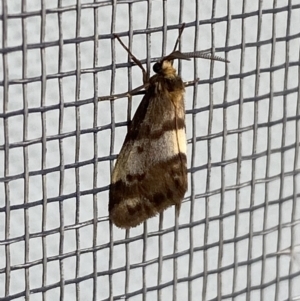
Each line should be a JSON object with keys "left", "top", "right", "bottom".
{"left": 123, "top": 91, "right": 152, "bottom": 144}
{"left": 149, "top": 118, "right": 185, "bottom": 140}
{"left": 126, "top": 173, "right": 146, "bottom": 182}
{"left": 125, "top": 117, "right": 185, "bottom": 142}
{"left": 109, "top": 153, "right": 187, "bottom": 228}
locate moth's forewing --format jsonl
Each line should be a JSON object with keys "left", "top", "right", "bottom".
{"left": 109, "top": 68, "right": 187, "bottom": 228}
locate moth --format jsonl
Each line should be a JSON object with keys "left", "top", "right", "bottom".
{"left": 104, "top": 24, "right": 228, "bottom": 228}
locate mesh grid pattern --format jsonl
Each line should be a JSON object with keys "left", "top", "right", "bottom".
{"left": 1, "top": 0, "right": 300, "bottom": 300}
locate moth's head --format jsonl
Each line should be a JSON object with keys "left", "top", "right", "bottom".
{"left": 153, "top": 59, "right": 173, "bottom": 74}
{"left": 152, "top": 51, "right": 191, "bottom": 75}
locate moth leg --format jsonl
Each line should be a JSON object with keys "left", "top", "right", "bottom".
{"left": 98, "top": 77, "right": 198, "bottom": 102}
{"left": 184, "top": 78, "right": 200, "bottom": 88}
{"left": 98, "top": 84, "right": 147, "bottom": 102}
{"left": 114, "top": 34, "right": 149, "bottom": 84}
{"left": 98, "top": 34, "right": 151, "bottom": 102}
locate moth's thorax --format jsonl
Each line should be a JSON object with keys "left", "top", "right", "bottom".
{"left": 149, "top": 61, "right": 185, "bottom": 98}
{"left": 160, "top": 60, "right": 177, "bottom": 78}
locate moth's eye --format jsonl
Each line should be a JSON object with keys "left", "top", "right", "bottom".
{"left": 153, "top": 62, "right": 162, "bottom": 74}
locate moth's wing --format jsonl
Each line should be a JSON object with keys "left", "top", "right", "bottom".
{"left": 109, "top": 87, "right": 187, "bottom": 228}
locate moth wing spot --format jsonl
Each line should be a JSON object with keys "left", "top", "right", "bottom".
{"left": 174, "top": 178, "right": 180, "bottom": 187}
{"left": 137, "top": 146, "right": 144, "bottom": 153}
{"left": 126, "top": 174, "right": 133, "bottom": 182}
{"left": 152, "top": 192, "right": 165, "bottom": 205}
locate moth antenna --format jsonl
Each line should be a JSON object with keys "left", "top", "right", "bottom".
{"left": 164, "top": 50, "right": 228, "bottom": 64}
{"left": 172, "top": 23, "right": 186, "bottom": 53}
{"left": 164, "top": 50, "right": 191, "bottom": 61}
{"left": 182, "top": 51, "right": 230, "bottom": 63}
{"left": 114, "top": 34, "right": 149, "bottom": 84}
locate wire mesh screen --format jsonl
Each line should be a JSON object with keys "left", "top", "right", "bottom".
{"left": 1, "top": 0, "right": 300, "bottom": 300}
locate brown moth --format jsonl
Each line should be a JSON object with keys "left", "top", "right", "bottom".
{"left": 107, "top": 24, "right": 228, "bottom": 228}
